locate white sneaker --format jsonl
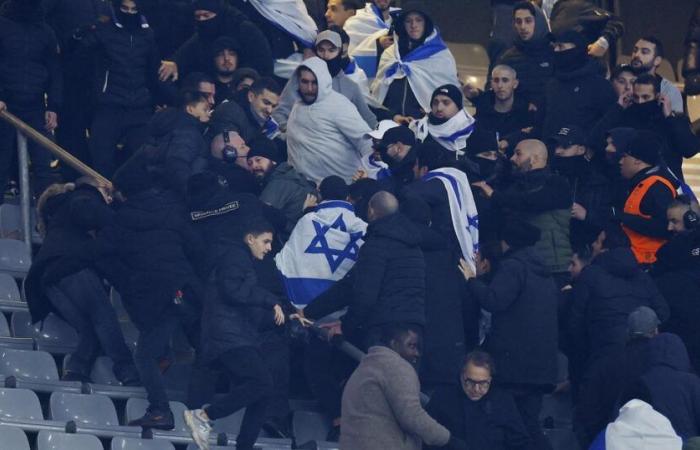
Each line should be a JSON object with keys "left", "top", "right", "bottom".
{"left": 184, "top": 409, "right": 212, "bottom": 450}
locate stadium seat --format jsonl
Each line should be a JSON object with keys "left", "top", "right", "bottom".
{"left": 292, "top": 411, "right": 331, "bottom": 447}
{"left": 76, "top": 356, "right": 147, "bottom": 400}
{"left": 111, "top": 436, "right": 176, "bottom": 450}
{"left": 0, "top": 273, "right": 22, "bottom": 304}
{"left": 0, "top": 238, "right": 31, "bottom": 278}
{"left": 0, "top": 387, "right": 68, "bottom": 433}
{"left": 0, "top": 424, "right": 30, "bottom": 450}
{"left": 11, "top": 311, "right": 78, "bottom": 355}
{"left": 36, "top": 430, "right": 103, "bottom": 450}
{"left": 0, "top": 204, "right": 41, "bottom": 244}
{"left": 49, "top": 392, "right": 143, "bottom": 439}
{"left": 0, "top": 312, "right": 33, "bottom": 349}
{"left": 0, "top": 348, "right": 82, "bottom": 393}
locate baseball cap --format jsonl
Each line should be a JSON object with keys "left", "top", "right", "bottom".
{"left": 628, "top": 306, "right": 660, "bottom": 338}
{"left": 365, "top": 120, "right": 400, "bottom": 140}
{"left": 549, "top": 125, "right": 586, "bottom": 148}
{"left": 315, "top": 30, "right": 342, "bottom": 49}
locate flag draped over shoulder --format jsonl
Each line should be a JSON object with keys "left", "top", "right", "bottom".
{"left": 244, "top": 0, "right": 318, "bottom": 48}
{"left": 275, "top": 201, "right": 368, "bottom": 307}
{"left": 411, "top": 109, "right": 476, "bottom": 156}
{"left": 423, "top": 168, "right": 479, "bottom": 270}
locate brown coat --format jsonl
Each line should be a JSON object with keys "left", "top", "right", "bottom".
{"left": 340, "top": 346, "right": 450, "bottom": 450}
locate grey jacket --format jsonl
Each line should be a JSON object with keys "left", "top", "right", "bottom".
{"left": 340, "top": 346, "right": 450, "bottom": 450}
{"left": 260, "top": 162, "right": 316, "bottom": 237}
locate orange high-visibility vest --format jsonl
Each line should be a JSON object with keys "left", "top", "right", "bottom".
{"left": 621, "top": 175, "right": 676, "bottom": 264}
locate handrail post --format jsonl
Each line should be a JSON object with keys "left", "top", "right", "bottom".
{"left": 16, "top": 131, "right": 32, "bottom": 261}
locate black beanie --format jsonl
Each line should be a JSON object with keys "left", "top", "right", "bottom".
{"left": 211, "top": 36, "right": 240, "bottom": 56}
{"left": 381, "top": 125, "right": 416, "bottom": 147}
{"left": 431, "top": 84, "right": 463, "bottom": 109}
{"left": 319, "top": 176, "right": 348, "bottom": 201}
{"left": 247, "top": 137, "right": 283, "bottom": 163}
{"left": 192, "top": 0, "right": 223, "bottom": 13}
{"left": 625, "top": 130, "right": 662, "bottom": 166}
{"left": 501, "top": 221, "right": 541, "bottom": 250}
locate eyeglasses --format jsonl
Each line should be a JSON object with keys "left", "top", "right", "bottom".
{"left": 463, "top": 377, "right": 491, "bottom": 390}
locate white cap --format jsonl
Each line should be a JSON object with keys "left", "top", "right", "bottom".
{"left": 365, "top": 120, "right": 400, "bottom": 140}
{"left": 315, "top": 30, "right": 342, "bottom": 48}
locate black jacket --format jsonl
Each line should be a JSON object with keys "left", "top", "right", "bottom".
{"left": 174, "top": 5, "right": 273, "bottom": 76}
{"left": 137, "top": 0, "right": 193, "bottom": 59}
{"left": 95, "top": 188, "right": 204, "bottom": 331}
{"left": 468, "top": 247, "right": 559, "bottom": 386}
{"left": 381, "top": 77, "right": 423, "bottom": 120}
{"left": 426, "top": 383, "right": 531, "bottom": 450}
{"left": 25, "top": 185, "right": 114, "bottom": 323}
{"left": 497, "top": 36, "right": 554, "bottom": 108}
{"left": 207, "top": 157, "right": 261, "bottom": 196}
{"left": 199, "top": 240, "right": 281, "bottom": 362}
{"left": 0, "top": 13, "right": 62, "bottom": 110}
{"left": 549, "top": 0, "right": 624, "bottom": 48}
{"left": 42, "top": 0, "right": 110, "bottom": 49}
{"left": 471, "top": 91, "right": 538, "bottom": 151}
{"left": 568, "top": 248, "right": 669, "bottom": 362}
{"left": 148, "top": 108, "right": 208, "bottom": 196}
{"left": 76, "top": 13, "right": 161, "bottom": 109}
{"left": 637, "top": 333, "right": 700, "bottom": 439}
{"left": 542, "top": 59, "right": 616, "bottom": 139}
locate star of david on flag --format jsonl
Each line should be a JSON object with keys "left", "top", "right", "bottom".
{"left": 305, "top": 215, "right": 364, "bottom": 273}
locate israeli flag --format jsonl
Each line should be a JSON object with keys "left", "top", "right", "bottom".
{"left": 275, "top": 201, "right": 367, "bottom": 307}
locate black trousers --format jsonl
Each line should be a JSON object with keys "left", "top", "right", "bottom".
{"left": 504, "top": 384, "right": 554, "bottom": 450}
{"left": 205, "top": 346, "right": 273, "bottom": 450}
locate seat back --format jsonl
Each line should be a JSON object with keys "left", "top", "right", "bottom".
{"left": 292, "top": 411, "right": 331, "bottom": 446}
{"left": 12, "top": 311, "right": 78, "bottom": 347}
{"left": 0, "top": 424, "right": 29, "bottom": 450}
{"left": 37, "top": 430, "right": 103, "bottom": 450}
{"left": 50, "top": 392, "right": 119, "bottom": 427}
{"left": 0, "top": 387, "right": 44, "bottom": 420}
{"left": 111, "top": 436, "right": 176, "bottom": 450}
{"left": 0, "top": 348, "right": 59, "bottom": 380}
{"left": 0, "top": 239, "right": 31, "bottom": 277}
{"left": 0, "top": 273, "right": 21, "bottom": 303}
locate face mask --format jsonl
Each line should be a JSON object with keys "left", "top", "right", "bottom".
{"left": 196, "top": 16, "right": 222, "bottom": 40}
{"left": 628, "top": 101, "right": 661, "bottom": 119}
{"left": 116, "top": 10, "right": 140, "bottom": 30}
{"left": 552, "top": 154, "right": 587, "bottom": 178}
{"left": 553, "top": 47, "right": 587, "bottom": 73}
{"left": 325, "top": 55, "right": 344, "bottom": 77}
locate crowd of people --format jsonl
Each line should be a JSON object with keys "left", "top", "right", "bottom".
{"left": 3, "top": 0, "right": 700, "bottom": 449}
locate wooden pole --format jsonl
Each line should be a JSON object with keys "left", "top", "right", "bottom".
{"left": 0, "top": 110, "right": 112, "bottom": 188}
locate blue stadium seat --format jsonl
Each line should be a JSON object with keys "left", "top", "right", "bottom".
{"left": 0, "top": 424, "right": 29, "bottom": 450}
{"left": 0, "top": 388, "right": 68, "bottom": 433}
{"left": 0, "top": 239, "right": 31, "bottom": 278}
{"left": 0, "top": 348, "right": 82, "bottom": 393}
{"left": 0, "top": 273, "right": 22, "bottom": 303}
{"left": 111, "top": 436, "right": 176, "bottom": 450}
{"left": 49, "top": 392, "right": 142, "bottom": 439}
{"left": 36, "top": 430, "right": 103, "bottom": 450}
{"left": 11, "top": 311, "right": 78, "bottom": 355}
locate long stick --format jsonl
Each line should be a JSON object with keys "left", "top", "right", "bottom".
{"left": 0, "top": 110, "right": 111, "bottom": 187}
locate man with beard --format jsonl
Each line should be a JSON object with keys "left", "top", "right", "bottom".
{"left": 209, "top": 36, "right": 239, "bottom": 105}
{"left": 246, "top": 137, "right": 316, "bottom": 239}
{"left": 472, "top": 139, "right": 573, "bottom": 286}
{"left": 0, "top": 0, "right": 62, "bottom": 197}
{"left": 550, "top": 125, "right": 611, "bottom": 248}
{"left": 208, "top": 131, "right": 258, "bottom": 195}
{"left": 158, "top": 0, "right": 272, "bottom": 82}
{"left": 274, "top": 29, "right": 376, "bottom": 129}
{"left": 630, "top": 36, "right": 683, "bottom": 114}
{"left": 410, "top": 84, "right": 476, "bottom": 160}
{"left": 589, "top": 73, "right": 700, "bottom": 181}
{"left": 542, "top": 30, "right": 616, "bottom": 139}
{"left": 610, "top": 64, "right": 637, "bottom": 109}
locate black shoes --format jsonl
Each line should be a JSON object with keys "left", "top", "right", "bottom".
{"left": 128, "top": 408, "right": 175, "bottom": 430}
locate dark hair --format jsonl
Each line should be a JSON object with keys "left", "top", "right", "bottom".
{"left": 232, "top": 68, "right": 261, "bottom": 89}
{"left": 380, "top": 322, "right": 422, "bottom": 346}
{"left": 633, "top": 72, "right": 661, "bottom": 94}
{"left": 250, "top": 76, "right": 282, "bottom": 96}
{"left": 512, "top": 1, "right": 536, "bottom": 18}
{"left": 327, "top": 25, "right": 351, "bottom": 45}
{"left": 415, "top": 142, "right": 449, "bottom": 171}
{"left": 573, "top": 244, "right": 594, "bottom": 265}
{"left": 180, "top": 72, "right": 215, "bottom": 92}
{"left": 340, "top": 0, "right": 362, "bottom": 10}
{"left": 242, "top": 216, "right": 274, "bottom": 238}
{"left": 639, "top": 36, "right": 665, "bottom": 59}
{"left": 611, "top": 64, "right": 635, "bottom": 79}
{"left": 178, "top": 89, "right": 209, "bottom": 108}
{"left": 463, "top": 350, "right": 495, "bottom": 374}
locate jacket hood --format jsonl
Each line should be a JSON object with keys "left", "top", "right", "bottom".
{"left": 509, "top": 247, "right": 549, "bottom": 277}
{"left": 648, "top": 333, "right": 692, "bottom": 373}
{"left": 291, "top": 57, "right": 334, "bottom": 103}
{"left": 148, "top": 108, "right": 200, "bottom": 138}
{"left": 368, "top": 212, "right": 422, "bottom": 246}
{"left": 594, "top": 247, "right": 639, "bottom": 278}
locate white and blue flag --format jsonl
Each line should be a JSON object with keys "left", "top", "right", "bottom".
{"left": 411, "top": 109, "right": 476, "bottom": 157}
{"left": 275, "top": 201, "right": 367, "bottom": 307}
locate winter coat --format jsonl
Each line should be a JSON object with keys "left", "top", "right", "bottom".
{"left": 568, "top": 248, "right": 669, "bottom": 362}
{"left": 286, "top": 57, "right": 374, "bottom": 183}
{"left": 259, "top": 162, "right": 316, "bottom": 237}
{"left": 147, "top": 108, "right": 208, "bottom": 196}
{"left": 638, "top": 333, "right": 700, "bottom": 439}
{"left": 42, "top": 0, "right": 110, "bottom": 48}
{"left": 467, "top": 247, "right": 559, "bottom": 386}
{"left": 25, "top": 185, "right": 114, "bottom": 323}
{"left": 497, "top": 36, "right": 554, "bottom": 108}
{"left": 491, "top": 168, "right": 573, "bottom": 273}
{"left": 94, "top": 188, "right": 204, "bottom": 331}
{"left": 173, "top": 5, "right": 273, "bottom": 76}
{"left": 230, "top": 0, "right": 300, "bottom": 60}
{"left": 542, "top": 58, "right": 616, "bottom": 139}
{"left": 425, "top": 383, "right": 531, "bottom": 450}
{"left": 549, "top": 0, "right": 624, "bottom": 48}
{"left": 78, "top": 14, "right": 161, "bottom": 109}
{"left": 138, "top": 0, "right": 193, "bottom": 59}
{"left": 471, "top": 91, "right": 538, "bottom": 151}
{"left": 341, "top": 345, "right": 450, "bottom": 450}
{"left": 199, "top": 240, "right": 282, "bottom": 362}
{"left": 275, "top": 69, "right": 377, "bottom": 129}
{"left": 342, "top": 212, "right": 426, "bottom": 334}
{"left": 207, "top": 99, "right": 257, "bottom": 143}
{"left": 207, "top": 156, "right": 260, "bottom": 196}
{"left": 0, "top": 14, "right": 62, "bottom": 110}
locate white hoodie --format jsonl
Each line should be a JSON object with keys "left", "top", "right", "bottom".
{"left": 287, "top": 57, "right": 374, "bottom": 184}
{"left": 604, "top": 400, "right": 682, "bottom": 450}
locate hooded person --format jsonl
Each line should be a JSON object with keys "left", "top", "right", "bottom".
{"left": 410, "top": 84, "right": 476, "bottom": 159}
{"left": 274, "top": 29, "right": 377, "bottom": 129}
{"left": 370, "top": 2, "right": 460, "bottom": 122}
{"left": 285, "top": 57, "right": 375, "bottom": 184}
{"left": 346, "top": 1, "right": 401, "bottom": 78}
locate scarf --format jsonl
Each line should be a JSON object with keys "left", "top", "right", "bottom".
{"left": 411, "top": 109, "right": 476, "bottom": 156}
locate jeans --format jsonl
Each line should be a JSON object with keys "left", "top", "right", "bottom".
{"left": 46, "top": 269, "right": 137, "bottom": 382}
{"left": 205, "top": 346, "right": 273, "bottom": 450}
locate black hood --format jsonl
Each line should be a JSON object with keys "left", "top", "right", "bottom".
{"left": 649, "top": 333, "right": 692, "bottom": 372}
{"left": 594, "top": 247, "right": 640, "bottom": 279}
{"left": 508, "top": 247, "right": 549, "bottom": 277}
{"left": 368, "top": 212, "right": 422, "bottom": 247}
{"left": 148, "top": 108, "right": 200, "bottom": 138}
{"left": 115, "top": 189, "right": 182, "bottom": 231}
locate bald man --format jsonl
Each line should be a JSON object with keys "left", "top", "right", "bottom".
{"left": 473, "top": 139, "right": 573, "bottom": 285}
{"left": 466, "top": 64, "right": 536, "bottom": 155}
{"left": 207, "top": 131, "right": 260, "bottom": 195}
